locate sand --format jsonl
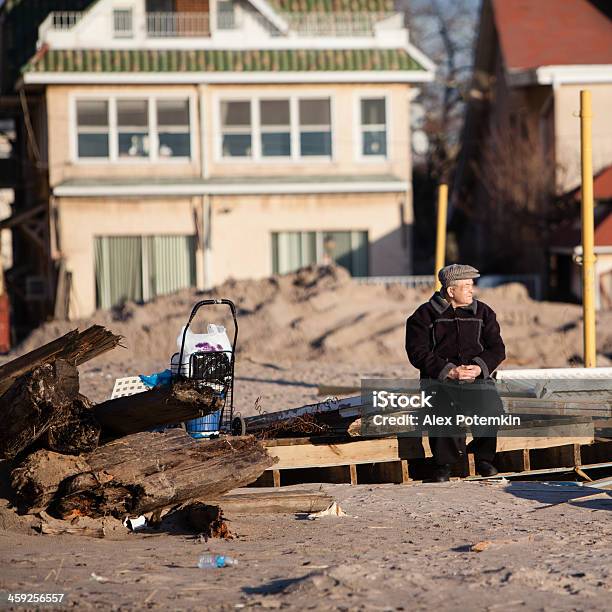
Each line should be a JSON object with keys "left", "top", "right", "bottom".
{"left": 1, "top": 266, "right": 611, "bottom": 610}
{"left": 0, "top": 481, "right": 610, "bottom": 610}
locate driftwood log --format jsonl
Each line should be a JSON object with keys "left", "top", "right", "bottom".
{"left": 0, "top": 360, "right": 80, "bottom": 459}
{"left": 37, "top": 511, "right": 124, "bottom": 538}
{"left": 93, "top": 381, "right": 223, "bottom": 438}
{"left": 10, "top": 450, "right": 89, "bottom": 514}
{"left": 163, "top": 503, "right": 232, "bottom": 539}
{"left": 0, "top": 326, "right": 122, "bottom": 397}
{"left": 52, "top": 430, "right": 276, "bottom": 519}
{"left": 45, "top": 395, "right": 101, "bottom": 455}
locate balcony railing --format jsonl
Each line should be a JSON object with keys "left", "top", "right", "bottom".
{"left": 146, "top": 12, "right": 210, "bottom": 37}
{"left": 284, "top": 12, "right": 396, "bottom": 36}
{"left": 43, "top": 10, "right": 395, "bottom": 38}
{"left": 50, "top": 11, "right": 83, "bottom": 30}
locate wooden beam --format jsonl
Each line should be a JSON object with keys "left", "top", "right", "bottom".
{"left": 264, "top": 437, "right": 400, "bottom": 470}
{"left": 401, "top": 459, "right": 410, "bottom": 484}
{"left": 208, "top": 488, "right": 334, "bottom": 514}
{"left": 0, "top": 204, "right": 45, "bottom": 230}
{"left": 522, "top": 448, "right": 531, "bottom": 471}
{"left": 20, "top": 223, "right": 45, "bottom": 251}
{"left": 263, "top": 421, "right": 594, "bottom": 471}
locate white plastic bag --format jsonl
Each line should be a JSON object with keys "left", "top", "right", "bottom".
{"left": 176, "top": 324, "right": 232, "bottom": 357}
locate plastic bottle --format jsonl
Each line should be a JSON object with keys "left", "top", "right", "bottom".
{"left": 197, "top": 554, "right": 238, "bottom": 569}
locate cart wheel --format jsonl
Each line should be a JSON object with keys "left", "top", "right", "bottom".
{"left": 231, "top": 415, "right": 246, "bottom": 436}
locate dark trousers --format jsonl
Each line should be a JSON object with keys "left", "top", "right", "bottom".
{"left": 422, "top": 379, "right": 503, "bottom": 466}
{"left": 429, "top": 434, "right": 497, "bottom": 466}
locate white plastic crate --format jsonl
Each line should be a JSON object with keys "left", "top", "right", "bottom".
{"left": 111, "top": 376, "right": 148, "bottom": 399}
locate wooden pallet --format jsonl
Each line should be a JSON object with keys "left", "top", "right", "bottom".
{"left": 253, "top": 420, "right": 608, "bottom": 487}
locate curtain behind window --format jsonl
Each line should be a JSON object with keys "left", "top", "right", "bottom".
{"left": 95, "top": 236, "right": 143, "bottom": 310}
{"left": 147, "top": 235, "right": 196, "bottom": 297}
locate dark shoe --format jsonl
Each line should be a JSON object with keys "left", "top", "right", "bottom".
{"left": 433, "top": 464, "right": 451, "bottom": 482}
{"left": 475, "top": 460, "right": 498, "bottom": 477}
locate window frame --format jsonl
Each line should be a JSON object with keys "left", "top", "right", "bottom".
{"left": 156, "top": 98, "right": 193, "bottom": 160}
{"left": 112, "top": 7, "right": 134, "bottom": 39}
{"left": 271, "top": 229, "right": 369, "bottom": 276}
{"left": 213, "top": 91, "right": 336, "bottom": 163}
{"left": 116, "top": 98, "right": 150, "bottom": 159}
{"left": 70, "top": 92, "right": 197, "bottom": 164}
{"left": 74, "top": 99, "right": 111, "bottom": 160}
{"left": 354, "top": 92, "right": 390, "bottom": 162}
{"left": 218, "top": 97, "right": 255, "bottom": 159}
{"left": 297, "top": 97, "right": 333, "bottom": 159}
{"left": 259, "top": 98, "right": 292, "bottom": 159}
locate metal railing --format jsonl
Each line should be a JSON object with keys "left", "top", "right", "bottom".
{"left": 355, "top": 275, "right": 435, "bottom": 288}
{"left": 49, "top": 11, "right": 83, "bottom": 29}
{"left": 356, "top": 274, "right": 543, "bottom": 299}
{"left": 284, "top": 12, "right": 396, "bottom": 36}
{"left": 146, "top": 12, "right": 211, "bottom": 37}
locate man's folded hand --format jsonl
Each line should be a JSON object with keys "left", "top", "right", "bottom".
{"left": 448, "top": 364, "right": 481, "bottom": 381}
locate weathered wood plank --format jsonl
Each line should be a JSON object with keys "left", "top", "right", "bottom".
{"left": 208, "top": 488, "right": 334, "bottom": 514}
{"left": 263, "top": 422, "right": 594, "bottom": 470}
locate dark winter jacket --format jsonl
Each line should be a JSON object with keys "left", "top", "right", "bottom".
{"left": 405, "top": 292, "right": 506, "bottom": 380}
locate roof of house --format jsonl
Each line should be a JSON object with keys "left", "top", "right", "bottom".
{"left": 22, "top": 47, "right": 425, "bottom": 74}
{"left": 567, "top": 164, "right": 612, "bottom": 201}
{"left": 492, "top": 0, "right": 612, "bottom": 70}
{"left": 592, "top": 164, "right": 612, "bottom": 200}
{"left": 551, "top": 208, "right": 612, "bottom": 250}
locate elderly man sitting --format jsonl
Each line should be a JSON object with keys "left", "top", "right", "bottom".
{"left": 405, "top": 264, "right": 506, "bottom": 482}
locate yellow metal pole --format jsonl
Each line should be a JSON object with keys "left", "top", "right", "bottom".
{"left": 434, "top": 183, "right": 448, "bottom": 291}
{"left": 580, "top": 90, "right": 596, "bottom": 367}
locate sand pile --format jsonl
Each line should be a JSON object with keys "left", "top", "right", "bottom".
{"left": 11, "top": 264, "right": 612, "bottom": 370}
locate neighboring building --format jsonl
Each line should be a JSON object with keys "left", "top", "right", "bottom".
{"left": 0, "top": 0, "right": 434, "bottom": 326}
{"left": 550, "top": 164, "right": 612, "bottom": 309}
{"left": 454, "top": 0, "right": 612, "bottom": 286}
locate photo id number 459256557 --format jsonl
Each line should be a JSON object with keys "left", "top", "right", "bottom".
{"left": 4, "top": 593, "right": 66, "bottom": 605}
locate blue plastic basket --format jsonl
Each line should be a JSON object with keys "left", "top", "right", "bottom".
{"left": 185, "top": 409, "right": 222, "bottom": 439}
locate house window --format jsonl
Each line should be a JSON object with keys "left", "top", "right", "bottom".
{"left": 117, "top": 100, "right": 149, "bottom": 158}
{"left": 299, "top": 99, "right": 332, "bottom": 156}
{"left": 360, "top": 97, "right": 387, "bottom": 156}
{"left": 113, "top": 9, "right": 133, "bottom": 38}
{"left": 218, "top": 96, "right": 333, "bottom": 160}
{"left": 272, "top": 230, "right": 368, "bottom": 276}
{"left": 95, "top": 235, "right": 196, "bottom": 309}
{"left": 157, "top": 99, "right": 190, "bottom": 158}
{"left": 221, "top": 101, "right": 252, "bottom": 157}
{"left": 75, "top": 96, "right": 192, "bottom": 161}
{"left": 260, "top": 99, "right": 290, "bottom": 157}
{"left": 76, "top": 100, "right": 109, "bottom": 158}
{"left": 217, "top": 0, "right": 236, "bottom": 29}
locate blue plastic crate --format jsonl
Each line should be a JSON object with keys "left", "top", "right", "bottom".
{"left": 185, "top": 409, "right": 222, "bottom": 439}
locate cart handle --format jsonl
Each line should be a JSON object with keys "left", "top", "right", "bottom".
{"left": 178, "top": 299, "right": 238, "bottom": 377}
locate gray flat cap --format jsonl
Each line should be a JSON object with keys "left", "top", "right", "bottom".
{"left": 438, "top": 264, "right": 480, "bottom": 288}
